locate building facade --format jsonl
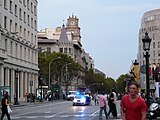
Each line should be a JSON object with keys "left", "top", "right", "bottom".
{"left": 137, "top": 9, "right": 160, "bottom": 89}
{"left": 0, "top": 0, "right": 38, "bottom": 102}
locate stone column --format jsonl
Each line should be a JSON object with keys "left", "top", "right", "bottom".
{"left": 20, "top": 71, "right": 24, "bottom": 100}
{"left": 24, "top": 72, "right": 28, "bottom": 94}
{"left": 0, "top": 64, "right": 4, "bottom": 86}
{"left": 10, "top": 69, "right": 15, "bottom": 103}
{"left": 5, "top": 68, "right": 10, "bottom": 86}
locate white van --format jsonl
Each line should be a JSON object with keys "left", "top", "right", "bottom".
{"left": 67, "top": 91, "right": 77, "bottom": 101}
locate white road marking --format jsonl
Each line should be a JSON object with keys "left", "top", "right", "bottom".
{"left": 90, "top": 109, "right": 99, "bottom": 116}
{"left": 45, "top": 111, "right": 51, "bottom": 113}
{"left": 27, "top": 116, "right": 38, "bottom": 118}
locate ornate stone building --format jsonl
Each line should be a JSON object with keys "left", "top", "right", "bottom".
{"left": 0, "top": 0, "right": 38, "bottom": 102}
{"left": 38, "top": 15, "right": 94, "bottom": 90}
{"left": 137, "top": 9, "right": 160, "bottom": 89}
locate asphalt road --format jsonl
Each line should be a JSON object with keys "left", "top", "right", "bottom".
{"left": 2, "top": 100, "right": 121, "bottom": 120}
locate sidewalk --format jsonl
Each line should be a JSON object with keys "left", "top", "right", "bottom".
{"left": 10, "top": 99, "right": 64, "bottom": 108}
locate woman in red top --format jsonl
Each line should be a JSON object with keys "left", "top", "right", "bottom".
{"left": 120, "top": 82, "right": 147, "bottom": 120}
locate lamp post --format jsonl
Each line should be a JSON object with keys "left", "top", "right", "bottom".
{"left": 39, "top": 74, "right": 43, "bottom": 102}
{"left": 60, "top": 63, "right": 71, "bottom": 99}
{"left": 142, "top": 32, "right": 152, "bottom": 106}
{"left": 48, "top": 57, "right": 61, "bottom": 90}
{"left": 14, "top": 69, "right": 20, "bottom": 105}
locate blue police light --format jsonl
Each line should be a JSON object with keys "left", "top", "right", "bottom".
{"left": 76, "top": 91, "right": 80, "bottom": 95}
{"left": 81, "top": 96, "right": 86, "bottom": 102}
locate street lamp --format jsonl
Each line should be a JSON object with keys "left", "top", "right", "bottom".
{"left": 60, "top": 63, "right": 71, "bottom": 99}
{"left": 142, "top": 32, "right": 152, "bottom": 106}
{"left": 14, "top": 69, "right": 20, "bottom": 105}
{"left": 38, "top": 74, "right": 43, "bottom": 102}
{"left": 48, "top": 57, "right": 61, "bottom": 90}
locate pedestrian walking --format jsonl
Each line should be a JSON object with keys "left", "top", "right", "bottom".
{"left": 108, "top": 93, "right": 117, "bottom": 118}
{"left": 111, "top": 89, "right": 117, "bottom": 118}
{"left": 1, "top": 94, "right": 11, "bottom": 120}
{"left": 98, "top": 92, "right": 108, "bottom": 120}
{"left": 120, "top": 82, "right": 147, "bottom": 120}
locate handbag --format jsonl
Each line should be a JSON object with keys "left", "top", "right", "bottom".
{"left": 7, "top": 105, "right": 12, "bottom": 114}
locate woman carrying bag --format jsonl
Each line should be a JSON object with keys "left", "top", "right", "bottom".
{"left": 1, "top": 94, "right": 11, "bottom": 120}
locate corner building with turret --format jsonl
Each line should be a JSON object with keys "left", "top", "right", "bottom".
{"left": 138, "top": 9, "right": 160, "bottom": 89}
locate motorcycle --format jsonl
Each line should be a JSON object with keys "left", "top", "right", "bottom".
{"left": 148, "top": 102, "right": 160, "bottom": 120}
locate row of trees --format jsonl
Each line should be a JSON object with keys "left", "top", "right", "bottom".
{"left": 38, "top": 52, "right": 128, "bottom": 94}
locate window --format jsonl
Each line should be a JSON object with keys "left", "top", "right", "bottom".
{"left": 153, "top": 51, "right": 155, "bottom": 57}
{"left": 69, "top": 48, "right": 72, "bottom": 53}
{"left": 28, "top": 31, "right": 30, "bottom": 41}
{"left": 158, "top": 42, "right": 160, "bottom": 48}
{"left": 5, "top": 39, "right": 7, "bottom": 50}
{"left": 153, "top": 42, "right": 155, "bottom": 48}
{"left": 15, "top": 44, "right": 18, "bottom": 57}
{"left": 23, "top": 0, "right": 26, "bottom": 6}
{"left": 24, "top": 28, "right": 26, "bottom": 39}
{"left": 24, "top": 12, "right": 26, "bottom": 22}
{"left": 20, "top": 46, "right": 22, "bottom": 59}
{"left": 24, "top": 47, "right": 26, "bottom": 60}
{"left": 47, "top": 47, "right": 51, "bottom": 53}
{"left": 4, "top": 0, "right": 7, "bottom": 9}
{"left": 31, "top": 18, "right": 33, "bottom": 28}
{"left": 153, "top": 34, "right": 155, "bottom": 40}
{"left": 158, "top": 59, "right": 160, "bottom": 64}
{"left": 64, "top": 48, "right": 67, "bottom": 53}
{"left": 10, "top": 41, "right": 13, "bottom": 55}
{"left": 27, "top": 15, "right": 30, "bottom": 25}
{"left": 35, "top": 52, "right": 36, "bottom": 63}
{"left": 20, "top": 26, "right": 22, "bottom": 37}
{"left": 31, "top": 2, "right": 33, "bottom": 12}
{"left": 15, "top": 23, "right": 17, "bottom": 32}
{"left": 31, "top": 33, "right": 33, "bottom": 43}
{"left": 34, "top": 20, "right": 37, "bottom": 30}
{"left": 32, "top": 51, "right": 33, "bottom": 63}
{"left": 27, "top": 0, "right": 29, "bottom": 9}
{"left": 19, "top": 8, "right": 22, "bottom": 20}
{"left": 15, "top": 4, "right": 17, "bottom": 16}
{"left": 34, "top": 6, "right": 36, "bottom": 15}
{"left": 28, "top": 49, "right": 30, "bottom": 62}
{"left": 9, "top": 0, "right": 12, "bottom": 12}
{"left": 34, "top": 35, "right": 37, "bottom": 45}
{"left": 10, "top": 20, "right": 12, "bottom": 32}
{"left": 59, "top": 48, "right": 63, "bottom": 53}
{"left": 158, "top": 50, "right": 160, "bottom": 56}
{"left": 4, "top": 16, "right": 7, "bottom": 29}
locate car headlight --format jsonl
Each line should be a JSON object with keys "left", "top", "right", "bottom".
{"left": 150, "top": 112, "right": 154, "bottom": 116}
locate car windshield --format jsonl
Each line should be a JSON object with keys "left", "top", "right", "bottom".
{"left": 75, "top": 95, "right": 84, "bottom": 99}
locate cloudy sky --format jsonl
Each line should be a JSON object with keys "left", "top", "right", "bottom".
{"left": 38, "top": 0, "right": 160, "bottom": 79}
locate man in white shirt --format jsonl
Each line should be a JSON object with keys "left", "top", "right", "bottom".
{"left": 111, "top": 89, "right": 117, "bottom": 118}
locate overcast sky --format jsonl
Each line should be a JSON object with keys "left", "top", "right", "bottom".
{"left": 38, "top": 0, "right": 160, "bottom": 79}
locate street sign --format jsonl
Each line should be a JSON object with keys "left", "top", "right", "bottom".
{"left": 140, "top": 65, "right": 146, "bottom": 74}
